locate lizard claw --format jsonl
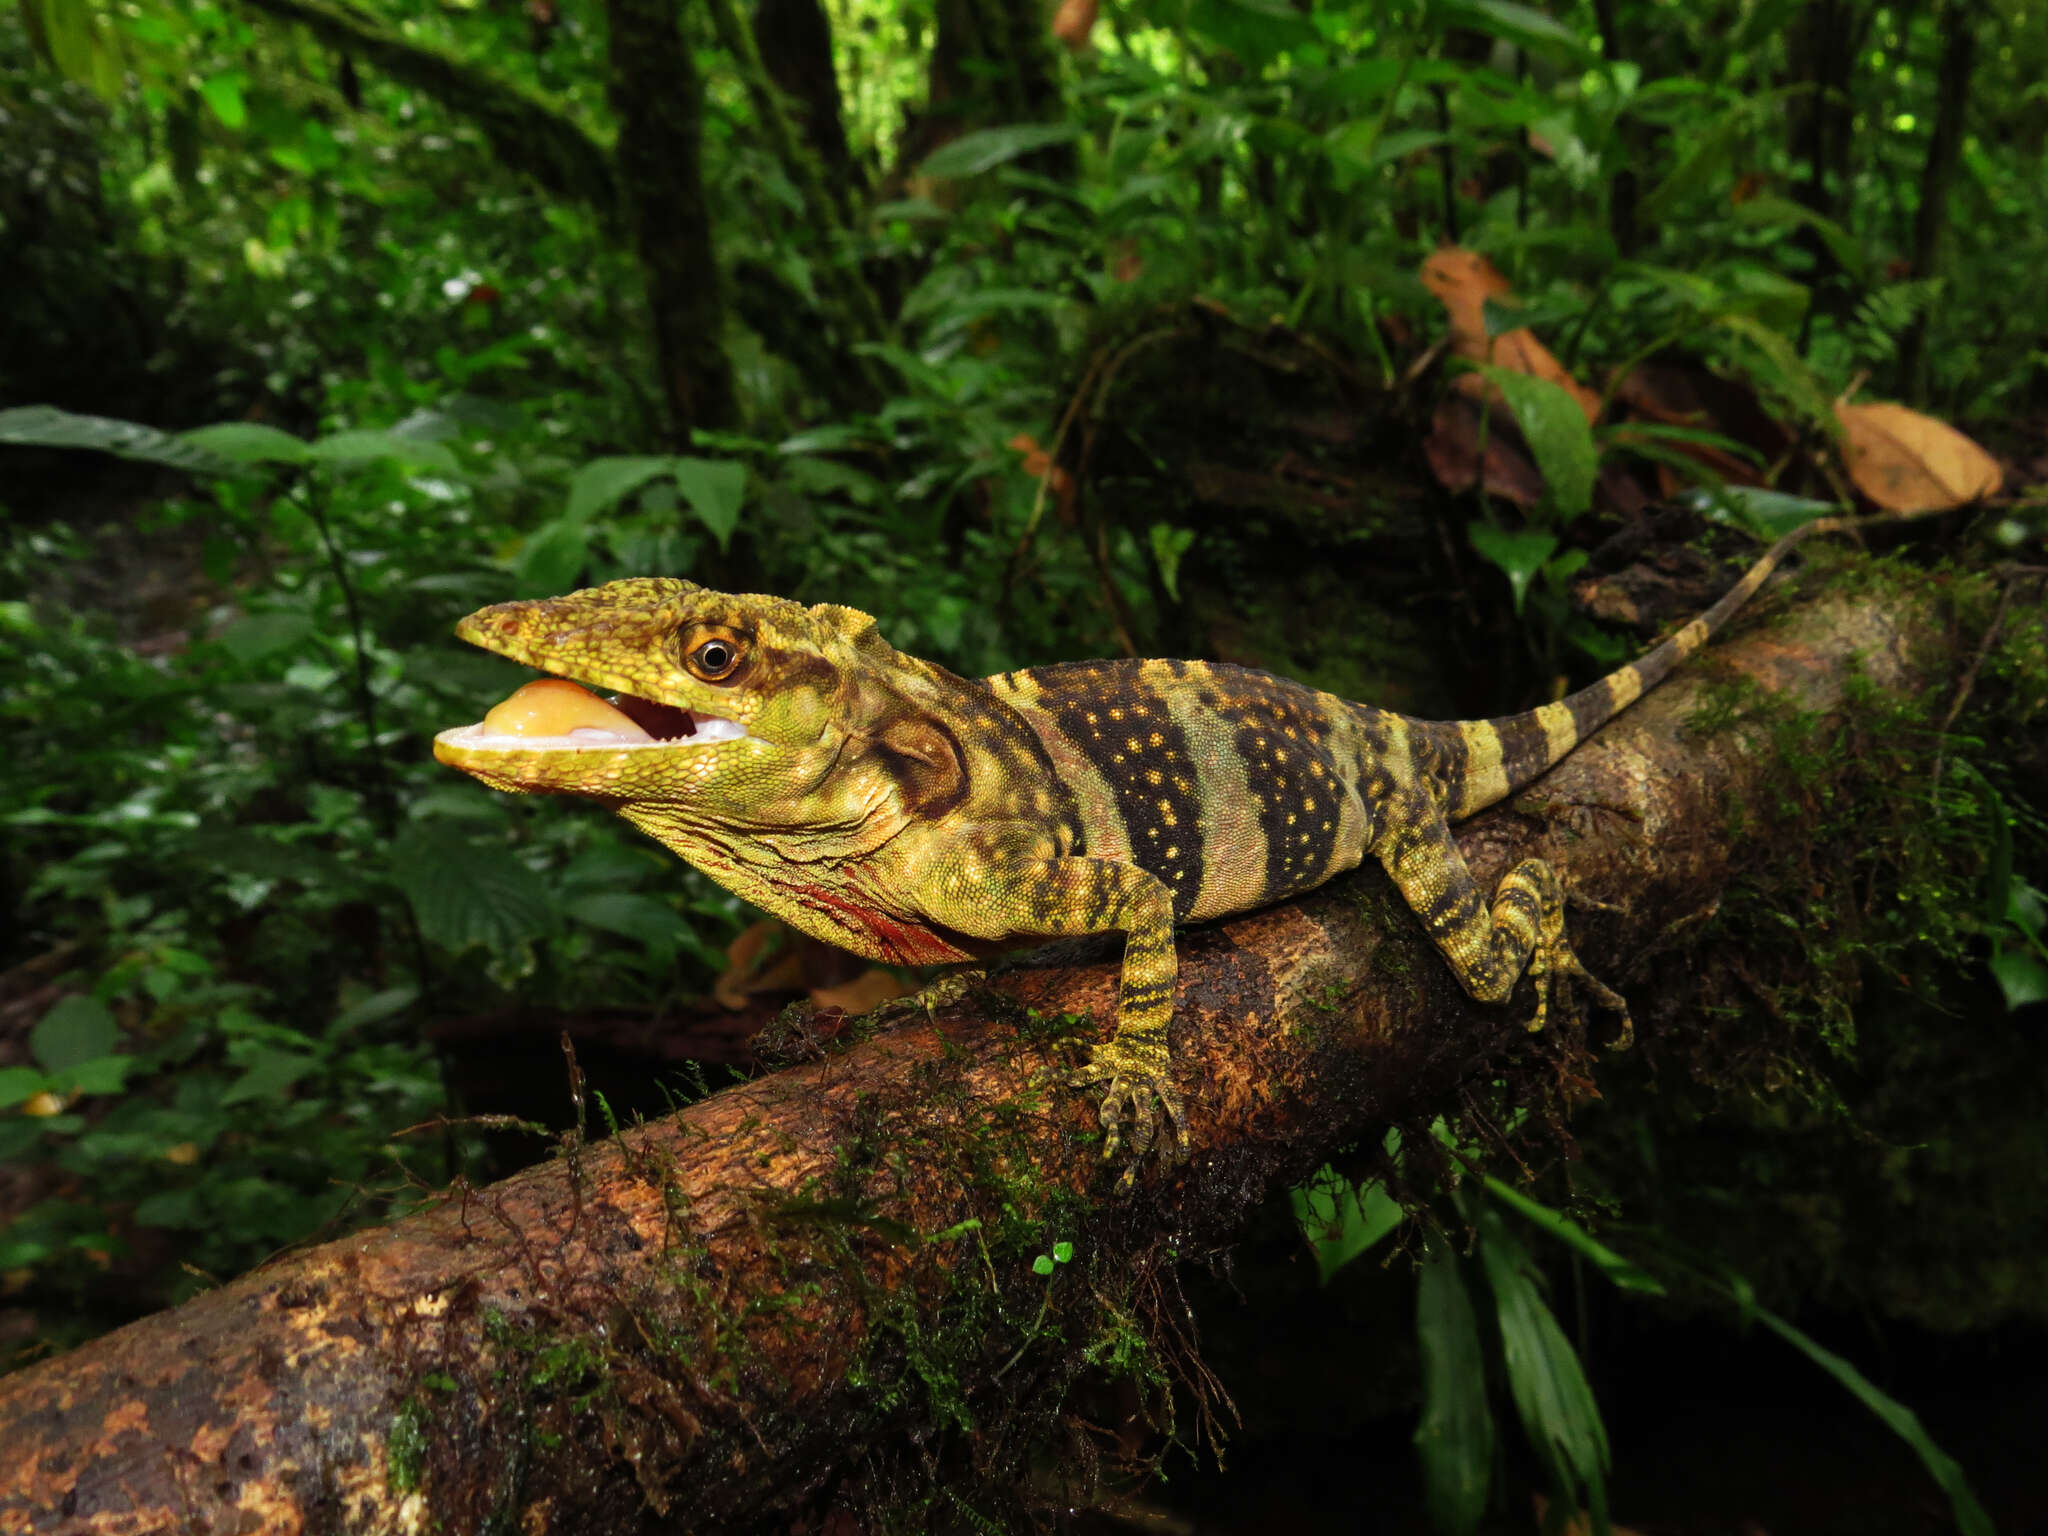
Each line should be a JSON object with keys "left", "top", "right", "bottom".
{"left": 1069, "top": 1040, "right": 1189, "bottom": 1188}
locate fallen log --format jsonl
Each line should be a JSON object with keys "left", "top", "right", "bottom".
{"left": 0, "top": 574, "right": 1982, "bottom": 1535}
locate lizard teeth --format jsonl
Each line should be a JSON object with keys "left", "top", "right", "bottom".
{"left": 686, "top": 713, "right": 747, "bottom": 743}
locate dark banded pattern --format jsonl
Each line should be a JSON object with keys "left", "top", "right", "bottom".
{"left": 1018, "top": 661, "right": 1208, "bottom": 918}
{"left": 1195, "top": 665, "right": 1349, "bottom": 904}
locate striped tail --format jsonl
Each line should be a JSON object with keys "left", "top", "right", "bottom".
{"left": 1435, "top": 516, "right": 1857, "bottom": 819}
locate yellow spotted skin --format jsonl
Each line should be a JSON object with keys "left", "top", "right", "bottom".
{"left": 435, "top": 522, "right": 1849, "bottom": 1176}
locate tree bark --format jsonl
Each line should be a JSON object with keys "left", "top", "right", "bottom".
{"left": 0, "top": 578, "right": 1978, "bottom": 1534}
{"left": 1895, "top": 0, "right": 1980, "bottom": 400}
{"left": 604, "top": 0, "right": 739, "bottom": 439}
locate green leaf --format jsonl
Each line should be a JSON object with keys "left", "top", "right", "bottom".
{"left": 1468, "top": 524, "right": 1558, "bottom": 615}
{"left": 1480, "top": 1177, "right": 1668, "bottom": 1296}
{"left": 391, "top": 826, "right": 556, "bottom": 968}
{"left": 1681, "top": 485, "right": 1840, "bottom": 541}
{"left": 51, "top": 1054, "right": 140, "bottom": 1097}
{"left": 670, "top": 458, "right": 749, "bottom": 551}
{"left": 0, "top": 405, "right": 235, "bottom": 475}
{"left": 221, "top": 1047, "right": 318, "bottom": 1106}
{"left": 1476, "top": 1205, "right": 1611, "bottom": 1526}
{"left": 32, "top": 995, "right": 119, "bottom": 1074}
{"left": 918, "top": 123, "right": 1083, "bottom": 180}
{"left": 1744, "top": 1300, "right": 1993, "bottom": 1535}
{"left": 181, "top": 422, "right": 312, "bottom": 467}
{"left": 1730, "top": 195, "right": 1867, "bottom": 283}
{"left": 515, "top": 519, "right": 590, "bottom": 597}
{"left": 1148, "top": 524, "right": 1196, "bottom": 602}
{"left": 566, "top": 456, "right": 673, "bottom": 524}
{"left": 1991, "top": 947, "right": 2048, "bottom": 1010}
{"left": 1714, "top": 313, "right": 1834, "bottom": 431}
{"left": 566, "top": 892, "right": 687, "bottom": 959}
{"left": 331, "top": 986, "right": 420, "bottom": 1033}
{"left": 1414, "top": 1234, "right": 1496, "bottom": 1536}
{"left": 198, "top": 70, "right": 247, "bottom": 130}
{"left": 1032, "top": 1253, "right": 1055, "bottom": 1276}
{"left": 1052, "top": 1241, "right": 1073, "bottom": 1263}
{"left": 0, "top": 1066, "right": 49, "bottom": 1110}
{"left": 1290, "top": 1164, "right": 1404, "bottom": 1284}
{"left": 218, "top": 610, "right": 317, "bottom": 664}
{"left": 1478, "top": 366, "right": 1597, "bottom": 519}
{"left": 1435, "top": 0, "right": 1592, "bottom": 56}
{"left": 304, "top": 429, "right": 461, "bottom": 474}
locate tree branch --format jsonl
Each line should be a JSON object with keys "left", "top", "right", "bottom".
{"left": 236, "top": 0, "right": 620, "bottom": 221}
{"left": 0, "top": 578, "right": 1971, "bottom": 1534}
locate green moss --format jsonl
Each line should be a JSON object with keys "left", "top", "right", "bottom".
{"left": 386, "top": 1396, "right": 430, "bottom": 1494}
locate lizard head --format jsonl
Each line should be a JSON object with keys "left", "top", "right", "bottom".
{"left": 432, "top": 577, "right": 909, "bottom": 820}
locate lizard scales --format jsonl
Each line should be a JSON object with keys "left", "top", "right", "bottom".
{"left": 436, "top": 519, "right": 1846, "bottom": 1172}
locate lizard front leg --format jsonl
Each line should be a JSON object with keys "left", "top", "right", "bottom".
{"left": 923, "top": 836, "right": 1184, "bottom": 1173}
{"left": 1377, "top": 797, "right": 1629, "bottom": 1037}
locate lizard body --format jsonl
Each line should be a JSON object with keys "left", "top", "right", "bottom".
{"left": 435, "top": 519, "right": 1848, "bottom": 1169}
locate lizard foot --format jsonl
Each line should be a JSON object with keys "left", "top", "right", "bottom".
{"left": 1068, "top": 1037, "right": 1189, "bottom": 1188}
{"left": 1522, "top": 915, "right": 1633, "bottom": 1051}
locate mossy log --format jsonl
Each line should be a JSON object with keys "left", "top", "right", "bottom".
{"left": 0, "top": 577, "right": 1978, "bottom": 1534}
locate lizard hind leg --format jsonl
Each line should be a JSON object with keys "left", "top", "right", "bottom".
{"left": 1488, "top": 859, "right": 1632, "bottom": 1046}
{"left": 1383, "top": 817, "right": 1631, "bottom": 1048}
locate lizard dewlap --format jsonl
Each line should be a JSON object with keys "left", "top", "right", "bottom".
{"left": 481, "top": 678, "right": 653, "bottom": 743}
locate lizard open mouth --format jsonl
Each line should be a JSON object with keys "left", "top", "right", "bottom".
{"left": 436, "top": 677, "right": 749, "bottom": 753}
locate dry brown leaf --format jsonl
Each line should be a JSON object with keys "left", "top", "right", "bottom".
{"left": 1420, "top": 247, "right": 1600, "bottom": 422}
{"left": 714, "top": 918, "right": 808, "bottom": 1009}
{"left": 1615, "top": 358, "right": 1791, "bottom": 493}
{"left": 1422, "top": 393, "right": 1547, "bottom": 506}
{"left": 809, "top": 968, "right": 911, "bottom": 1014}
{"left": 1834, "top": 399, "right": 2002, "bottom": 512}
{"left": 1050, "top": 0, "right": 1097, "bottom": 50}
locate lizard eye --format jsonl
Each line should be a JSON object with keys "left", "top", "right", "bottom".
{"left": 684, "top": 631, "right": 746, "bottom": 683}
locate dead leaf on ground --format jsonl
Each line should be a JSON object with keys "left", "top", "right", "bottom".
{"left": 1420, "top": 247, "right": 1601, "bottom": 423}
{"left": 1834, "top": 399, "right": 2002, "bottom": 512}
{"left": 810, "top": 968, "right": 912, "bottom": 1014}
{"left": 1051, "top": 0, "right": 1097, "bottom": 50}
{"left": 1009, "top": 432, "right": 1078, "bottom": 525}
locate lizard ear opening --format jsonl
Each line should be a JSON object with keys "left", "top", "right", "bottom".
{"left": 872, "top": 714, "right": 968, "bottom": 818}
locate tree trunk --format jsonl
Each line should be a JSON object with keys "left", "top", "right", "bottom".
{"left": 0, "top": 575, "right": 1995, "bottom": 1534}
{"left": 754, "top": 0, "right": 858, "bottom": 198}
{"left": 604, "top": 0, "right": 739, "bottom": 441}
{"left": 1895, "top": 0, "right": 1980, "bottom": 401}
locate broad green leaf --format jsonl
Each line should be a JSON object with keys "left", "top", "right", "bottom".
{"left": 1478, "top": 366, "right": 1597, "bottom": 519}
{"left": 1637, "top": 97, "right": 1752, "bottom": 228}
{"left": 41, "top": 0, "right": 97, "bottom": 84}
{"left": 391, "top": 826, "right": 556, "bottom": 967}
{"left": 32, "top": 995, "right": 119, "bottom": 1074}
{"left": 218, "top": 610, "right": 317, "bottom": 664}
{"left": 181, "top": 422, "right": 312, "bottom": 467}
{"left": 52, "top": 1055, "right": 140, "bottom": 1097}
{"left": 1476, "top": 1206, "right": 1611, "bottom": 1530}
{"left": 1483, "top": 294, "right": 1583, "bottom": 339}
{"left": 1480, "top": 1177, "right": 1668, "bottom": 1296}
{"left": 1468, "top": 524, "right": 1558, "bottom": 614}
{"left": 1731, "top": 194, "right": 1867, "bottom": 283}
{"left": 1991, "top": 948, "right": 2048, "bottom": 1010}
{"left": 1436, "top": 0, "right": 1593, "bottom": 56}
{"left": 331, "top": 986, "right": 420, "bottom": 1033}
{"left": 670, "top": 457, "right": 749, "bottom": 551}
{"left": 566, "top": 892, "right": 687, "bottom": 959}
{"left": 919, "top": 123, "right": 1083, "bottom": 180}
{"left": 0, "top": 405, "right": 235, "bottom": 475}
{"left": 133, "top": 1189, "right": 205, "bottom": 1229}
{"left": 198, "top": 70, "right": 247, "bottom": 130}
{"left": 1681, "top": 485, "right": 1839, "bottom": 541}
{"left": 515, "top": 519, "right": 590, "bottom": 597}
{"left": 221, "top": 1047, "right": 318, "bottom": 1106}
{"left": 566, "top": 456, "right": 672, "bottom": 524}
{"left": 304, "top": 429, "right": 461, "bottom": 474}
{"left": 1414, "top": 1234, "right": 1495, "bottom": 1536}
{"left": 1289, "top": 1165, "right": 1403, "bottom": 1284}
{"left": 1745, "top": 1301, "right": 1993, "bottom": 1535}
{"left": 1148, "top": 524, "right": 1196, "bottom": 602}
{"left": 0, "top": 1067, "right": 49, "bottom": 1111}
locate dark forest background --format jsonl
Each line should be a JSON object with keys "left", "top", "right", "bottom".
{"left": 2, "top": 0, "right": 2046, "bottom": 1529}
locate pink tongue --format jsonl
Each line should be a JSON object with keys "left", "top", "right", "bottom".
{"left": 481, "top": 679, "right": 653, "bottom": 742}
